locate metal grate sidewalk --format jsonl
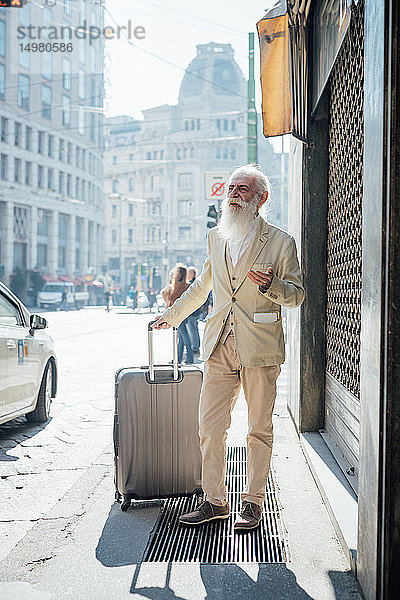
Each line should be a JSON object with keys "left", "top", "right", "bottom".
{"left": 143, "top": 446, "right": 289, "bottom": 563}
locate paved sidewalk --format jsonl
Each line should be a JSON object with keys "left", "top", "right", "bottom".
{"left": 0, "top": 364, "right": 363, "bottom": 600}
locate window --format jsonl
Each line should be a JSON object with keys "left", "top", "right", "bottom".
{"left": 78, "top": 69, "right": 85, "bottom": 99}
{"left": 0, "top": 153, "right": 7, "bottom": 180}
{"left": 160, "top": 150, "right": 164, "bottom": 159}
{"left": 76, "top": 147, "right": 80, "bottom": 167}
{"left": 62, "top": 95, "right": 71, "bottom": 126}
{"left": 41, "top": 84, "right": 52, "bottom": 119}
{"left": 78, "top": 38, "right": 86, "bottom": 64}
{"left": 14, "top": 158, "right": 21, "bottom": 183}
{"left": 17, "top": 74, "right": 30, "bottom": 110}
{"left": 231, "top": 148, "right": 236, "bottom": 160}
{"left": 176, "top": 148, "right": 181, "bottom": 160}
{"left": 59, "top": 139, "right": 65, "bottom": 161}
{"left": 223, "top": 147, "right": 229, "bottom": 159}
{"left": 112, "top": 230, "right": 117, "bottom": 244}
{"left": 216, "top": 147, "right": 221, "bottom": 159}
{"left": 197, "top": 118, "right": 201, "bottom": 129}
{"left": 179, "top": 200, "right": 191, "bottom": 215}
{"left": 129, "top": 178, "right": 134, "bottom": 191}
{"left": 48, "top": 135, "right": 53, "bottom": 158}
{"left": 112, "top": 204, "right": 117, "bottom": 218}
{"left": 67, "top": 174, "right": 72, "bottom": 196}
{"left": 37, "top": 244, "right": 47, "bottom": 268}
{"left": 190, "top": 147, "right": 195, "bottom": 159}
{"left": 183, "top": 148, "right": 188, "bottom": 159}
{"left": 67, "top": 142, "right": 72, "bottom": 164}
{"left": 58, "top": 171, "right": 64, "bottom": 194}
{"left": 75, "top": 177, "right": 80, "bottom": 199}
{"left": 146, "top": 152, "right": 151, "bottom": 160}
{"left": 153, "top": 151, "right": 157, "bottom": 160}
{"left": 178, "top": 227, "right": 191, "bottom": 241}
{"left": 25, "top": 126, "right": 31, "bottom": 151}
{"left": 129, "top": 153, "right": 134, "bottom": 161}
{"left": 78, "top": 107, "right": 85, "bottom": 135}
{"left": 113, "top": 155, "right": 117, "bottom": 165}
{"left": 82, "top": 149, "right": 86, "bottom": 169}
{"left": 223, "top": 119, "right": 228, "bottom": 131}
{"left": 216, "top": 119, "right": 221, "bottom": 130}
{"left": 112, "top": 180, "right": 118, "bottom": 193}
{"left": 128, "top": 229, "right": 133, "bottom": 244}
{"left": 47, "top": 168, "right": 54, "bottom": 191}
{"left": 18, "top": 40, "right": 29, "bottom": 69}
{"left": 64, "top": 0, "right": 72, "bottom": 16}
{"left": 129, "top": 204, "right": 133, "bottom": 217}
{"left": 38, "top": 131, "right": 44, "bottom": 154}
{"left": 0, "top": 63, "right": 5, "bottom": 100}
{"left": 37, "top": 165, "right": 44, "bottom": 189}
{"left": 150, "top": 175, "right": 159, "bottom": 190}
{"left": 62, "top": 58, "right": 71, "bottom": 90}
{"left": 90, "top": 113, "right": 95, "bottom": 142}
{"left": 0, "top": 293, "right": 21, "bottom": 327}
{"left": 14, "top": 122, "right": 21, "bottom": 146}
{"left": 0, "top": 116, "right": 7, "bottom": 142}
{"left": 232, "top": 120, "right": 236, "bottom": 131}
{"left": 0, "top": 20, "right": 5, "bottom": 57}
{"left": 191, "top": 119, "right": 195, "bottom": 130}
{"left": 185, "top": 121, "right": 189, "bottom": 130}
{"left": 42, "top": 52, "right": 52, "bottom": 80}
{"left": 178, "top": 172, "right": 193, "bottom": 189}
{"left": 25, "top": 161, "right": 31, "bottom": 185}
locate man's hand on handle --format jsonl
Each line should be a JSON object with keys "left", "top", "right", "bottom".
{"left": 151, "top": 316, "right": 171, "bottom": 330}
{"left": 247, "top": 267, "right": 274, "bottom": 292}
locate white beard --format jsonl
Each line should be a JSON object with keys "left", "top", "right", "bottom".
{"left": 217, "top": 195, "right": 259, "bottom": 241}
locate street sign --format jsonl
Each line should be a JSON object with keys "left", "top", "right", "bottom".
{"left": 204, "top": 172, "right": 230, "bottom": 202}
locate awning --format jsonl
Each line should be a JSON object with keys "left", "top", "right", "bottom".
{"left": 41, "top": 274, "right": 58, "bottom": 282}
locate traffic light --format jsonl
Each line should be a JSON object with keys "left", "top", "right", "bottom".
{"left": 207, "top": 203, "right": 218, "bottom": 229}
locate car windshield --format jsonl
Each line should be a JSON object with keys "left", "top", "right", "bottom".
{"left": 42, "top": 284, "right": 65, "bottom": 293}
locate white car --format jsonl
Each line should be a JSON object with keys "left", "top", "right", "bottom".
{"left": 0, "top": 281, "right": 57, "bottom": 425}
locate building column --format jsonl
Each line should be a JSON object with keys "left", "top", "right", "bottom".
{"left": 30, "top": 206, "right": 38, "bottom": 271}
{"left": 48, "top": 210, "right": 59, "bottom": 276}
{"left": 67, "top": 213, "right": 76, "bottom": 276}
{"left": 80, "top": 217, "right": 88, "bottom": 275}
{"left": 4, "top": 201, "right": 14, "bottom": 284}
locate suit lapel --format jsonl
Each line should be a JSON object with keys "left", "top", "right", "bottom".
{"left": 234, "top": 220, "right": 269, "bottom": 293}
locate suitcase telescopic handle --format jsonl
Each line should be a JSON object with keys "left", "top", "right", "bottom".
{"left": 148, "top": 320, "right": 179, "bottom": 382}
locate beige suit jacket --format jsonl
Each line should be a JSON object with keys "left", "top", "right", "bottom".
{"left": 161, "top": 218, "right": 305, "bottom": 366}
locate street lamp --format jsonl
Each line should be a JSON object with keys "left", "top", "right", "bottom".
{"left": 161, "top": 235, "right": 169, "bottom": 286}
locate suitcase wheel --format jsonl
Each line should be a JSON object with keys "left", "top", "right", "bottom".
{"left": 121, "top": 498, "right": 131, "bottom": 511}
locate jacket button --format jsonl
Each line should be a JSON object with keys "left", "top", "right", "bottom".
{"left": 232, "top": 297, "right": 236, "bottom": 302}
{"left": 232, "top": 276, "right": 236, "bottom": 280}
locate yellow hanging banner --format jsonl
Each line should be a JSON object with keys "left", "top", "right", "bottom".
{"left": 257, "top": 1, "right": 291, "bottom": 137}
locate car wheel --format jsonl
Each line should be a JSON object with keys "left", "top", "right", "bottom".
{"left": 26, "top": 362, "right": 53, "bottom": 423}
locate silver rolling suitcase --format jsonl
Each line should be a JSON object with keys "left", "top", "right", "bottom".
{"left": 114, "top": 321, "right": 203, "bottom": 510}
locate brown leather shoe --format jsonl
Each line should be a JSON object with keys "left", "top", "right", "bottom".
{"left": 234, "top": 501, "right": 262, "bottom": 531}
{"left": 179, "top": 500, "right": 230, "bottom": 525}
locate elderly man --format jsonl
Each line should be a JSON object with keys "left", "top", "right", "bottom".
{"left": 152, "top": 164, "right": 304, "bottom": 530}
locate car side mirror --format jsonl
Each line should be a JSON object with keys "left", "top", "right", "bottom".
{"left": 30, "top": 314, "right": 47, "bottom": 330}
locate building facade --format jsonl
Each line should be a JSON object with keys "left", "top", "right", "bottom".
{"left": 0, "top": 1, "right": 105, "bottom": 301}
{"left": 104, "top": 43, "right": 286, "bottom": 293}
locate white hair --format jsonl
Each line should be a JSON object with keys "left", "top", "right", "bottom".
{"left": 228, "top": 163, "right": 271, "bottom": 220}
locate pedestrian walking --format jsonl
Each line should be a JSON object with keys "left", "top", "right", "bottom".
{"left": 161, "top": 264, "right": 194, "bottom": 364}
{"left": 186, "top": 266, "right": 201, "bottom": 356}
{"left": 152, "top": 164, "right": 305, "bottom": 530}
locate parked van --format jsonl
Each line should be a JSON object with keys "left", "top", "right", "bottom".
{"left": 38, "top": 282, "right": 89, "bottom": 310}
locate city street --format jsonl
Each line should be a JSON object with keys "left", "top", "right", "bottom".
{"left": 0, "top": 307, "right": 157, "bottom": 560}
{"left": 0, "top": 308, "right": 362, "bottom": 599}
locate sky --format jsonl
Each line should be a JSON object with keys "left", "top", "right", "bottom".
{"left": 104, "top": 0, "right": 276, "bottom": 121}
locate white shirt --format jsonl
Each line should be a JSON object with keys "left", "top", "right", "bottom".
{"left": 228, "top": 215, "right": 260, "bottom": 268}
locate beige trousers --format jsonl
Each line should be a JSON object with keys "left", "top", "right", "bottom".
{"left": 199, "top": 333, "right": 281, "bottom": 507}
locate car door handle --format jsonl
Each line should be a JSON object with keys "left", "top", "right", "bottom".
{"left": 7, "top": 339, "right": 17, "bottom": 350}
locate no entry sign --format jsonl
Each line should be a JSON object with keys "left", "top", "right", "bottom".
{"left": 204, "top": 172, "right": 230, "bottom": 202}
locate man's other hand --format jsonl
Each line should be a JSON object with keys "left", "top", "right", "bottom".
{"left": 151, "top": 317, "right": 171, "bottom": 330}
{"left": 247, "top": 267, "right": 274, "bottom": 291}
